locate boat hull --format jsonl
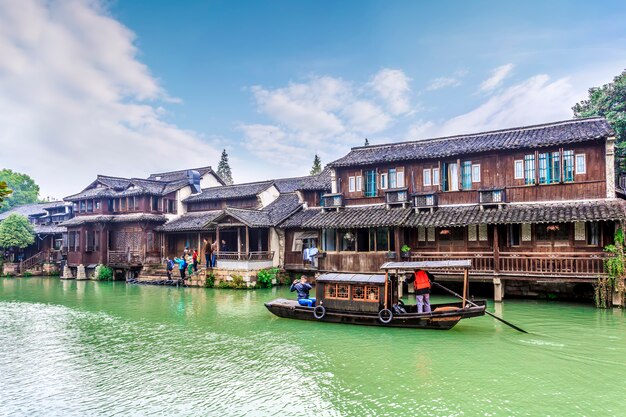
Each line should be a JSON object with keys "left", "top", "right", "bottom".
{"left": 264, "top": 299, "right": 486, "bottom": 330}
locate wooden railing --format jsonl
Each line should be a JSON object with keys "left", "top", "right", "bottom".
{"left": 385, "top": 188, "right": 409, "bottom": 205}
{"left": 217, "top": 251, "right": 275, "bottom": 261}
{"left": 108, "top": 250, "right": 143, "bottom": 265}
{"left": 20, "top": 251, "right": 45, "bottom": 271}
{"left": 409, "top": 251, "right": 607, "bottom": 277}
{"left": 413, "top": 193, "right": 438, "bottom": 209}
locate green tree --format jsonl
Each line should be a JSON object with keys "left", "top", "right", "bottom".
{"left": 364, "top": 138, "right": 370, "bottom": 146}
{"left": 0, "top": 181, "right": 12, "bottom": 206}
{"left": 573, "top": 69, "right": 626, "bottom": 167}
{"left": 0, "top": 214, "right": 35, "bottom": 250}
{"left": 0, "top": 169, "right": 40, "bottom": 213}
{"left": 216, "top": 149, "right": 234, "bottom": 185}
{"left": 310, "top": 154, "right": 322, "bottom": 175}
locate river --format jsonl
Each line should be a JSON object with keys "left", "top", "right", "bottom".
{"left": 1, "top": 277, "right": 625, "bottom": 416}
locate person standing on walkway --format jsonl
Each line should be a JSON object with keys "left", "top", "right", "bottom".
{"left": 192, "top": 249, "right": 199, "bottom": 272}
{"left": 211, "top": 240, "right": 219, "bottom": 268}
{"left": 174, "top": 256, "right": 187, "bottom": 283}
{"left": 203, "top": 238, "right": 211, "bottom": 269}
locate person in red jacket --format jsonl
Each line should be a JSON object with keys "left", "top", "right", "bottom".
{"left": 414, "top": 269, "right": 434, "bottom": 313}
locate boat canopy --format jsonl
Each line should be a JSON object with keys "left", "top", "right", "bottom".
{"left": 316, "top": 273, "right": 386, "bottom": 285}
{"left": 380, "top": 260, "right": 472, "bottom": 271}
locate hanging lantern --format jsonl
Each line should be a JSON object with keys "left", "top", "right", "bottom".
{"left": 439, "top": 229, "right": 450, "bottom": 235}
{"left": 547, "top": 224, "right": 560, "bottom": 231}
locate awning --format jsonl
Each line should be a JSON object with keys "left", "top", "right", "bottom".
{"left": 380, "top": 260, "right": 472, "bottom": 270}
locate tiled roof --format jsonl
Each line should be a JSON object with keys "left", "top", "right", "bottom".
{"left": 301, "top": 206, "right": 413, "bottom": 228}
{"left": 278, "top": 199, "right": 626, "bottom": 229}
{"left": 0, "top": 202, "right": 59, "bottom": 221}
{"left": 279, "top": 208, "right": 323, "bottom": 228}
{"left": 33, "top": 224, "right": 66, "bottom": 234}
{"left": 183, "top": 181, "right": 274, "bottom": 203}
{"left": 274, "top": 168, "right": 332, "bottom": 192}
{"left": 148, "top": 166, "right": 225, "bottom": 185}
{"left": 61, "top": 213, "right": 166, "bottom": 226}
{"left": 217, "top": 193, "right": 303, "bottom": 227}
{"left": 403, "top": 199, "right": 626, "bottom": 227}
{"left": 156, "top": 211, "right": 222, "bottom": 232}
{"left": 328, "top": 117, "right": 614, "bottom": 168}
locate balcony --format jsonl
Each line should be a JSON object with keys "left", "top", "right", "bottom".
{"left": 384, "top": 188, "right": 409, "bottom": 206}
{"left": 413, "top": 193, "right": 438, "bottom": 211}
{"left": 321, "top": 193, "right": 344, "bottom": 210}
{"left": 478, "top": 188, "right": 506, "bottom": 206}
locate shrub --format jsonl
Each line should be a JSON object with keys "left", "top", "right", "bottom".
{"left": 257, "top": 267, "right": 279, "bottom": 288}
{"left": 22, "top": 271, "right": 32, "bottom": 278}
{"left": 95, "top": 264, "right": 114, "bottom": 281}
{"left": 205, "top": 271, "right": 215, "bottom": 288}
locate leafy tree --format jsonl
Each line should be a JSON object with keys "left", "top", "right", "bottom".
{"left": 573, "top": 69, "right": 626, "bottom": 167}
{"left": 0, "top": 181, "right": 12, "bottom": 206}
{"left": 216, "top": 149, "right": 234, "bottom": 185}
{"left": 0, "top": 214, "right": 35, "bottom": 250}
{"left": 364, "top": 138, "right": 370, "bottom": 146}
{"left": 310, "top": 154, "right": 322, "bottom": 175}
{"left": 0, "top": 169, "right": 40, "bottom": 213}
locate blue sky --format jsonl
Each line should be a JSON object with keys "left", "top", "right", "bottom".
{"left": 0, "top": 0, "right": 625, "bottom": 198}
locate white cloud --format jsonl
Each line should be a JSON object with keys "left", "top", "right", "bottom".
{"left": 343, "top": 101, "right": 391, "bottom": 134}
{"left": 426, "top": 77, "right": 461, "bottom": 91}
{"left": 480, "top": 63, "right": 515, "bottom": 92}
{"left": 369, "top": 68, "right": 412, "bottom": 115}
{"left": 0, "top": 0, "right": 219, "bottom": 199}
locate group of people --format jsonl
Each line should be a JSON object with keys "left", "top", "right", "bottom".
{"left": 163, "top": 238, "right": 231, "bottom": 283}
{"left": 203, "top": 238, "right": 224, "bottom": 269}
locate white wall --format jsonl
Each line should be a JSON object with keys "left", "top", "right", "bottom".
{"left": 201, "top": 172, "right": 222, "bottom": 189}
{"left": 270, "top": 227, "right": 281, "bottom": 267}
{"left": 176, "top": 186, "right": 192, "bottom": 215}
{"left": 259, "top": 185, "right": 280, "bottom": 208}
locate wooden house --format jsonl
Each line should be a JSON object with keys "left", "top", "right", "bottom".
{"left": 280, "top": 117, "right": 626, "bottom": 299}
{"left": 61, "top": 166, "right": 223, "bottom": 277}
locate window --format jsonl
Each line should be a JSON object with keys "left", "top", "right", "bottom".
{"left": 524, "top": 154, "right": 536, "bottom": 185}
{"left": 322, "top": 229, "right": 336, "bottom": 251}
{"left": 152, "top": 196, "right": 159, "bottom": 211}
{"left": 423, "top": 169, "right": 432, "bottom": 186}
{"left": 438, "top": 227, "right": 464, "bottom": 242}
{"left": 73, "top": 202, "right": 78, "bottom": 212}
{"left": 563, "top": 150, "right": 574, "bottom": 182}
{"left": 356, "top": 229, "right": 369, "bottom": 252}
{"left": 397, "top": 170, "right": 405, "bottom": 188}
{"left": 356, "top": 176, "right": 362, "bottom": 192}
{"left": 514, "top": 160, "right": 524, "bottom": 179}
{"left": 365, "top": 286, "right": 379, "bottom": 302}
{"left": 380, "top": 173, "right": 388, "bottom": 190}
{"left": 87, "top": 200, "right": 93, "bottom": 212}
{"left": 472, "top": 164, "right": 481, "bottom": 183}
{"left": 462, "top": 161, "right": 472, "bottom": 189}
{"left": 538, "top": 153, "right": 549, "bottom": 184}
{"left": 432, "top": 168, "right": 440, "bottom": 187}
{"left": 349, "top": 176, "right": 356, "bottom": 192}
{"left": 338, "top": 230, "right": 355, "bottom": 251}
{"left": 376, "top": 228, "right": 389, "bottom": 251}
{"left": 95, "top": 200, "right": 100, "bottom": 210}
{"left": 575, "top": 154, "right": 586, "bottom": 174}
{"left": 586, "top": 222, "right": 599, "bottom": 245}
{"left": 442, "top": 163, "right": 460, "bottom": 191}
{"left": 389, "top": 169, "right": 397, "bottom": 189}
{"left": 326, "top": 283, "right": 349, "bottom": 299}
{"left": 536, "top": 224, "right": 570, "bottom": 242}
{"left": 121, "top": 198, "right": 126, "bottom": 210}
{"left": 80, "top": 200, "right": 86, "bottom": 212}
{"left": 509, "top": 224, "right": 521, "bottom": 246}
{"left": 364, "top": 170, "right": 377, "bottom": 197}
{"left": 352, "top": 285, "right": 365, "bottom": 300}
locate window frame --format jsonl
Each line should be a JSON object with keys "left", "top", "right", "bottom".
{"left": 423, "top": 169, "right": 432, "bottom": 186}
{"left": 471, "top": 164, "right": 481, "bottom": 183}
{"left": 356, "top": 175, "right": 362, "bottom": 192}
{"left": 397, "top": 169, "right": 405, "bottom": 188}
{"left": 575, "top": 153, "right": 586, "bottom": 175}
{"left": 348, "top": 176, "right": 356, "bottom": 192}
{"left": 514, "top": 160, "right": 524, "bottom": 179}
{"left": 380, "top": 173, "right": 388, "bottom": 190}
{"left": 432, "top": 168, "right": 440, "bottom": 187}
{"left": 388, "top": 169, "right": 397, "bottom": 189}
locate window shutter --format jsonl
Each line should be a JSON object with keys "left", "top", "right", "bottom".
{"left": 427, "top": 227, "right": 435, "bottom": 242}
{"left": 478, "top": 224, "right": 488, "bottom": 241}
{"left": 468, "top": 225, "right": 477, "bottom": 241}
{"left": 522, "top": 224, "right": 532, "bottom": 241}
{"left": 574, "top": 222, "right": 586, "bottom": 241}
{"left": 418, "top": 226, "right": 426, "bottom": 242}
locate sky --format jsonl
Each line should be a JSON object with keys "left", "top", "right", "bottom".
{"left": 1, "top": 0, "right": 625, "bottom": 199}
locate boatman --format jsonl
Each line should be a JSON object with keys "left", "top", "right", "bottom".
{"left": 290, "top": 275, "right": 316, "bottom": 307}
{"left": 414, "top": 269, "right": 434, "bottom": 313}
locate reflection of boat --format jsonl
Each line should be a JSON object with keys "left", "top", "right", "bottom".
{"left": 265, "top": 261, "right": 486, "bottom": 330}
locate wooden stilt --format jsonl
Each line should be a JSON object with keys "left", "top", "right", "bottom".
{"left": 462, "top": 268, "right": 468, "bottom": 309}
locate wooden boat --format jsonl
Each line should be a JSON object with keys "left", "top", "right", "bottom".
{"left": 265, "top": 260, "right": 487, "bottom": 330}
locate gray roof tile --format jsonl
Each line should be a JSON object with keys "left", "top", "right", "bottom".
{"left": 184, "top": 181, "right": 274, "bottom": 203}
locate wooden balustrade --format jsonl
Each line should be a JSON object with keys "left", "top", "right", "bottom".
{"left": 107, "top": 250, "right": 142, "bottom": 265}
{"left": 217, "top": 251, "right": 274, "bottom": 261}
{"left": 409, "top": 251, "right": 607, "bottom": 277}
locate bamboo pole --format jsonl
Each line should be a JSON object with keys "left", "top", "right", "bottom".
{"left": 384, "top": 271, "right": 389, "bottom": 310}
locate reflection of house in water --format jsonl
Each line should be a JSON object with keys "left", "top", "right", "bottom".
{"left": 0, "top": 201, "right": 73, "bottom": 274}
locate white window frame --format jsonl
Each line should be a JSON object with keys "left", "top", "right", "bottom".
{"left": 575, "top": 154, "right": 586, "bottom": 174}
{"left": 380, "top": 173, "right": 388, "bottom": 190}
{"left": 356, "top": 176, "right": 362, "bottom": 192}
{"left": 514, "top": 160, "right": 524, "bottom": 179}
{"left": 348, "top": 176, "right": 356, "bottom": 192}
{"left": 471, "top": 164, "right": 481, "bottom": 183}
{"left": 432, "top": 168, "right": 440, "bottom": 187}
{"left": 397, "top": 170, "right": 405, "bottom": 188}
{"left": 423, "top": 169, "right": 432, "bottom": 186}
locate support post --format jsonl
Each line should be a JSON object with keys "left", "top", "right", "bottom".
{"left": 462, "top": 268, "right": 468, "bottom": 308}
{"left": 493, "top": 225, "right": 500, "bottom": 273}
{"left": 237, "top": 227, "right": 241, "bottom": 260}
{"left": 493, "top": 277, "right": 504, "bottom": 302}
{"left": 245, "top": 226, "right": 249, "bottom": 259}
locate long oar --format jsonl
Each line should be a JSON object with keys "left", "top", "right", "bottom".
{"left": 432, "top": 281, "right": 528, "bottom": 334}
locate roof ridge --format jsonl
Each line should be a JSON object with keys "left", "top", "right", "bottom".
{"left": 148, "top": 165, "right": 213, "bottom": 177}
{"left": 200, "top": 179, "right": 274, "bottom": 192}
{"left": 350, "top": 117, "right": 608, "bottom": 152}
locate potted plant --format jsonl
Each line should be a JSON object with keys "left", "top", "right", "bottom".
{"left": 401, "top": 245, "right": 411, "bottom": 258}
{"left": 387, "top": 251, "right": 397, "bottom": 259}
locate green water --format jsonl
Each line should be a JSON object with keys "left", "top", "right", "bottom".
{"left": 1, "top": 278, "right": 625, "bottom": 416}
